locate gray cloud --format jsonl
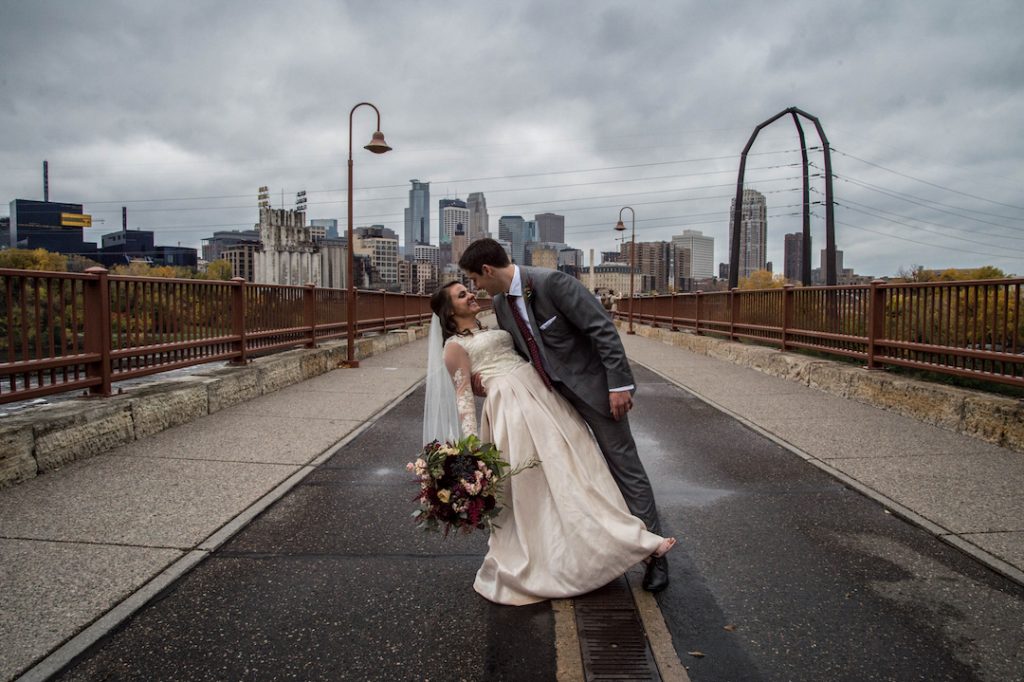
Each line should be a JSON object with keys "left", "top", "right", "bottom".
{"left": 1, "top": 0, "right": 1022, "bottom": 276}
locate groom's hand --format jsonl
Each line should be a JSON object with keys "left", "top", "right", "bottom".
{"left": 471, "top": 372, "right": 487, "bottom": 397}
{"left": 609, "top": 391, "right": 633, "bottom": 421}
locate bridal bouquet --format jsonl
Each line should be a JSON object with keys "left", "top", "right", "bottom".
{"left": 408, "top": 435, "right": 537, "bottom": 535}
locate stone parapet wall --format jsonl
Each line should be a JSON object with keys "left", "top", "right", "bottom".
{"left": 0, "top": 328, "right": 428, "bottom": 489}
{"left": 621, "top": 321, "right": 1024, "bottom": 454}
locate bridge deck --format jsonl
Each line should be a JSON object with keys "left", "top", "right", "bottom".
{"left": 1, "top": 326, "right": 1022, "bottom": 681}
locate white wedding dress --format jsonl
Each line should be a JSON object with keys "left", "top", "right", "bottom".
{"left": 446, "top": 328, "right": 663, "bottom": 606}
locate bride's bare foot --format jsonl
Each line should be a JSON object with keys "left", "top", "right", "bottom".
{"left": 654, "top": 537, "right": 677, "bottom": 558}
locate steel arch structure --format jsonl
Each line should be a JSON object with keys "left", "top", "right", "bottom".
{"left": 728, "top": 107, "right": 836, "bottom": 289}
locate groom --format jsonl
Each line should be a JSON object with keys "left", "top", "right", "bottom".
{"left": 458, "top": 239, "right": 670, "bottom": 593}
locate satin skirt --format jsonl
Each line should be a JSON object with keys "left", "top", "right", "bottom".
{"left": 474, "top": 363, "right": 663, "bottom": 606}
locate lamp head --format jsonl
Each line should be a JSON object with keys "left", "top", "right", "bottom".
{"left": 364, "top": 131, "right": 392, "bottom": 154}
{"left": 614, "top": 220, "right": 626, "bottom": 232}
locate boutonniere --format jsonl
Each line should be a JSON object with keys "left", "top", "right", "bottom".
{"left": 523, "top": 279, "right": 534, "bottom": 302}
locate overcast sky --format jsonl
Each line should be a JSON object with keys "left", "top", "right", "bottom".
{"left": 2, "top": 0, "right": 1022, "bottom": 277}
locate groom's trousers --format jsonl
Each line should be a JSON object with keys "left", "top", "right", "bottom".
{"left": 557, "top": 386, "right": 663, "bottom": 537}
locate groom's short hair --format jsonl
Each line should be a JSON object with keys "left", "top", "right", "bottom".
{"left": 458, "top": 238, "right": 510, "bottom": 273}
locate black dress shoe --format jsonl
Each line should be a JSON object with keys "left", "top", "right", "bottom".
{"left": 642, "top": 555, "right": 669, "bottom": 593}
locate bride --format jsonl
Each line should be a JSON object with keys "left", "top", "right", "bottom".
{"left": 426, "top": 280, "right": 675, "bottom": 606}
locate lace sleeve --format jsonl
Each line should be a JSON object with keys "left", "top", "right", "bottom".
{"left": 443, "top": 338, "right": 478, "bottom": 438}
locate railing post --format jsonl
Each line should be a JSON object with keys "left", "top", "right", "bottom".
{"left": 867, "top": 279, "right": 886, "bottom": 369}
{"left": 695, "top": 290, "right": 703, "bottom": 335}
{"left": 381, "top": 289, "right": 388, "bottom": 333}
{"left": 230, "top": 277, "right": 247, "bottom": 365}
{"left": 83, "top": 267, "right": 112, "bottom": 396}
{"left": 729, "top": 287, "right": 739, "bottom": 342}
{"left": 781, "top": 284, "right": 794, "bottom": 352}
{"left": 403, "top": 292, "right": 408, "bottom": 327}
{"left": 305, "top": 282, "right": 317, "bottom": 348}
{"left": 669, "top": 293, "right": 677, "bottom": 331}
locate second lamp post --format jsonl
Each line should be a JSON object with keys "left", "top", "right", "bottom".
{"left": 614, "top": 206, "right": 636, "bottom": 335}
{"left": 345, "top": 102, "right": 392, "bottom": 367}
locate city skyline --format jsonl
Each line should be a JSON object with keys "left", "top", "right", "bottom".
{"left": 1, "top": 2, "right": 1022, "bottom": 278}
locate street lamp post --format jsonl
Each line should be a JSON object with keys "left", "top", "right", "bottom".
{"left": 345, "top": 102, "right": 392, "bottom": 367}
{"left": 614, "top": 206, "right": 636, "bottom": 335}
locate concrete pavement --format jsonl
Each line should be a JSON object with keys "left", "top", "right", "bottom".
{"left": 0, "top": 340, "right": 430, "bottom": 682}
{"left": 618, "top": 331, "right": 1024, "bottom": 589}
{"left": 1, "top": 321, "right": 1022, "bottom": 681}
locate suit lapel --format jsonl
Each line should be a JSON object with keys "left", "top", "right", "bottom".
{"left": 496, "top": 292, "right": 529, "bottom": 358}
{"left": 521, "top": 268, "right": 541, "bottom": 332}
{"left": 520, "top": 268, "right": 547, "bottom": 355}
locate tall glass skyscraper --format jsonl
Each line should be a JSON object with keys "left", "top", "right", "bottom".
{"left": 467, "top": 192, "right": 489, "bottom": 242}
{"left": 535, "top": 212, "right": 565, "bottom": 243}
{"left": 438, "top": 198, "right": 467, "bottom": 244}
{"left": 729, "top": 189, "right": 767, "bottom": 279}
{"left": 498, "top": 215, "right": 527, "bottom": 264}
{"left": 404, "top": 179, "right": 430, "bottom": 252}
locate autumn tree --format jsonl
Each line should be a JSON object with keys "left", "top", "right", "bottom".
{"left": 202, "top": 259, "right": 233, "bottom": 280}
{"left": 0, "top": 248, "right": 67, "bottom": 272}
{"left": 737, "top": 269, "right": 785, "bottom": 290}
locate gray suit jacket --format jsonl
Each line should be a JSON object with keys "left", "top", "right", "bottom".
{"left": 493, "top": 266, "right": 634, "bottom": 415}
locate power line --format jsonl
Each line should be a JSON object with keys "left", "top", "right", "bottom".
{"left": 826, "top": 215, "right": 1021, "bottom": 262}
{"left": 67, "top": 150, "right": 802, "bottom": 205}
{"left": 830, "top": 173, "right": 1024, "bottom": 233}
{"left": 830, "top": 147, "right": 1024, "bottom": 211}
{"left": 836, "top": 202, "right": 1024, "bottom": 254}
{"left": 833, "top": 194, "right": 1024, "bottom": 243}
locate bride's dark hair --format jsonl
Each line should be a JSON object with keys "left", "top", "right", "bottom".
{"left": 430, "top": 281, "right": 483, "bottom": 341}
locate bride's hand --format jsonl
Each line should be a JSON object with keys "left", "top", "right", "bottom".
{"left": 471, "top": 372, "right": 487, "bottom": 397}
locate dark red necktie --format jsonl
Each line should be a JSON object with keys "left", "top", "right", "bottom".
{"left": 507, "top": 294, "right": 553, "bottom": 390}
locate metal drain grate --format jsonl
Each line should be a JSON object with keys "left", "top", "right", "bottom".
{"left": 574, "top": 576, "right": 662, "bottom": 681}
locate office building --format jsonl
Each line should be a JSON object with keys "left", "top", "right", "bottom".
{"left": 152, "top": 245, "right": 198, "bottom": 268}
{"left": 672, "top": 229, "right": 714, "bottom": 290}
{"left": 354, "top": 225, "right": 399, "bottom": 285}
{"left": 582, "top": 262, "right": 653, "bottom": 297}
{"left": 308, "top": 224, "right": 328, "bottom": 242}
{"left": 7, "top": 199, "right": 95, "bottom": 255}
{"left": 622, "top": 241, "right": 671, "bottom": 293}
{"left": 526, "top": 242, "right": 560, "bottom": 269}
{"left": 404, "top": 179, "right": 430, "bottom": 251}
{"left": 452, "top": 222, "right": 469, "bottom": 267}
{"left": 784, "top": 232, "right": 808, "bottom": 283}
{"left": 98, "top": 229, "right": 155, "bottom": 266}
{"left": 498, "top": 215, "right": 527, "bottom": 264}
{"left": 535, "top": 213, "right": 565, "bottom": 243}
{"left": 467, "top": 192, "right": 489, "bottom": 242}
{"left": 523, "top": 220, "right": 537, "bottom": 243}
{"left": 729, "top": 189, "right": 767, "bottom": 279}
{"left": 309, "top": 219, "right": 339, "bottom": 240}
{"left": 202, "top": 229, "right": 260, "bottom": 262}
{"left": 439, "top": 199, "right": 469, "bottom": 246}
{"left": 222, "top": 243, "right": 257, "bottom": 282}
{"left": 819, "top": 248, "right": 845, "bottom": 285}
{"left": 92, "top": 227, "right": 196, "bottom": 268}
{"left": 414, "top": 243, "right": 440, "bottom": 271}
{"left": 558, "top": 247, "right": 583, "bottom": 269}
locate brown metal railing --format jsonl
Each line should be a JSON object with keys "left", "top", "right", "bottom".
{"left": 0, "top": 267, "right": 472, "bottom": 404}
{"left": 616, "top": 278, "right": 1024, "bottom": 388}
